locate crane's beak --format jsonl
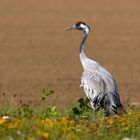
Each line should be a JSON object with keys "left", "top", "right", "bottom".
{"left": 64, "top": 25, "right": 75, "bottom": 31}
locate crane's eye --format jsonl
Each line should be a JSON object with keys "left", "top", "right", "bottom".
{"left": 75, "top": 24, "right": 84, "bottom": 30}
{"left": 75, "top": 22, "right": 85, "bottom": 28}
{"left": 75, "top": 22, "right": 82, "bottom": 27}
{"left": 74, "top": 22, "right": 90, "bottom": 33}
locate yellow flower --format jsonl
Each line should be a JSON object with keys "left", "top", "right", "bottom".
{"left": 27, "top": 136, "right": 36, "bottom": 140}
{"left": 42, "top": 118, "right": 54, "bottom": 128}
{"left": 69, "top": 120, "right": 75, "bottom": 125}
{"left": 61, "top": 117, "right": 69, "bottom": 126}
{"left": 8, "top": 119, "right": 23, "bottom": 129}
{"left": 136, "top": 112, "right": 140, "bottom": 120}
{"left": 67, "top": 133, "right": 79, "bottom": 140}
{"left": 43, "top": 132, "right": 49, "bottom": 138}
{"left": 0, "top": 118, "right": 7, "bottom": 124}
{"left": 64, "top": 126, "right": 71, "bottom": 132}
{"left": 0, "top": 116, "right": 10, "bottom": 124}
{"left": 122, "top": 127, "right": 129, "bottom": 131}
{"left": 107, "top": 118, "right": 113, "bottom": 125}
{"left": 37, "top": 130, "right": 49, "bottom": 138}
{"left": 128, "top": 111, "right": 133, "bottom": 116}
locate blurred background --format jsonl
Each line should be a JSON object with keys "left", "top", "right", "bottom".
{"left": 0, "top": 0, "right": 139, "bottom": 108}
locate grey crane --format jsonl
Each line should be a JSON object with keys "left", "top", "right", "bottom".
{"left": 64, "top": 21, "right": 123, "bottom": 118}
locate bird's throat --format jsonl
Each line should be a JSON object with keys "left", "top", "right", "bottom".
{"left": 80, "top": 33, "right": 88, "bottom": 68}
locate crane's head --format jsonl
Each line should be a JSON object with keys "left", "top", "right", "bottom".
{"left": 64, "top": 21, "right": 90, "bottom": 34}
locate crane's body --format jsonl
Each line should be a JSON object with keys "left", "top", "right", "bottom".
{"left": 64, "top": 22, "right": 123, "bottom": 116}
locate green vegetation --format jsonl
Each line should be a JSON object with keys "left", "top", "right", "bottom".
{"left": 0, "top": 88, "right": 140, "bottom": 140}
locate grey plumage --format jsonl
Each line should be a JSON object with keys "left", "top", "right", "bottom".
{"left": 64, "top": 22, "right": 123, "bottom": 117}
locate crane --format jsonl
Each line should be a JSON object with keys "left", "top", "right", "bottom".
{"left": 64, "top": 21, "right": 124, "bottom": 119}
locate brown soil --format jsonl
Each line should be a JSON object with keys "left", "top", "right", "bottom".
{"left": 0, "top": 0, "right": 140, "bottom": 108}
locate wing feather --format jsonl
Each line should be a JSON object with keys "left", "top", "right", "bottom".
{"left": 80, "top": 61, "right": 122, "bottom": 113}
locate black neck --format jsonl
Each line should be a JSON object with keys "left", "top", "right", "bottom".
{"left": 80, "top": 33, "right": 88, "bottom": 54}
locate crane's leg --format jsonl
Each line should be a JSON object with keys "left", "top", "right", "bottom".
{"left": 91, "top": 102, "right": 96, "bottom": 122}
{"left": 93, "top": 111, "right": 96, "bottom": 122}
